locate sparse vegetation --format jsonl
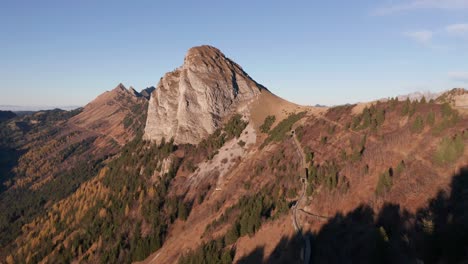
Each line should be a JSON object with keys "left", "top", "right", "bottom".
{"left": 352, "top": 105, "right": 385, "bottom": 131}
{"left": 320, "top": 135, "right": 328, "bottom": 145}
{"left": 426, "top": 111, "right": 435, "bottom": 126}
{"left": 434, "top": 134, "right": 465, "bottom": 165}
{"left": 260, "top": 115, "right": 276, "bottom": 133}
{"left": 375, "top": 170, "right": 392, "bottom": 196}
{"left": 401, "top": 99, "right": 419, "bottom": 117}
{"left": 307, "top": 161, "right": 345, "bottom": 192}
{"left": 432, "top": 103, "right": 459, "bottom": 135}
{"left": 224, "top": 114, "right": 248, "bottom": 139}
{"left": 411, "top": 115, "right": 425, "bottom": 133}
{"left": 179, "top": 238, "right": 234, "bottom": 264}
{"left": 203, "top": 184, "right": 290, "bottom": 247}
{"left": 193, "top": 114, "right": 248, "bottom": 162}
{"left": 261, "top": 112, "right": 306, "bottom": 147}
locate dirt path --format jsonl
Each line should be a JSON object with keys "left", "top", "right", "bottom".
{"left": 289, "top": 129, "right": 311, "bottom": 264}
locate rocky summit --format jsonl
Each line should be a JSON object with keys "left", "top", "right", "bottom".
{"left": 144, "top": 45, "right": 264, "bottom": 144}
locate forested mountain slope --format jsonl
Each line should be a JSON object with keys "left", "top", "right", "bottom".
{"left": 0, "top": 84, "right": 148, "bottom": 261}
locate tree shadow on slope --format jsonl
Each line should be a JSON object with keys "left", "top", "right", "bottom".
{"left": 237, "top": 230, "right": 311, "bottom": 264}
{"left": 0, "top": 147, "right": 23, "bottom": 194}
{"left": 238, "top": 166, "right": 468, "bottom": 264}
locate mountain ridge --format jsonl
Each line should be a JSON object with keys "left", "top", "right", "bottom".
{"left": 144, "top": 45, "right": 268, "bottom": 144}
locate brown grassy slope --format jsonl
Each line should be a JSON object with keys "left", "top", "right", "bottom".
{"left": 9, "top": 84, "right": 147, "bottom": 190}
{"left": 69, "top": 83, "right": 147, "bottom": 145}
{"left": 248, "top": 89, "right": 324, "bottom": 130}
{"left": 144, "top": 99, "right": 467, "bottom": 263}
{"left": 0, "top": 85, "right": 148, "bottom": 260}
{"left": 5, "top": 95, "right": 466, "bottom": 264}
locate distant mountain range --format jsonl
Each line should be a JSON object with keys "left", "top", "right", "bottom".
{"left": 0, "top": 105, "right": 82, "bottom": 112}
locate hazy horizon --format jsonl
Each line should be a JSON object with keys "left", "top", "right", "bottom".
{"left": 1, "top": 0, "right": 467, "bottom": 107}
{"left": 0, "top": 87, "right": 457, "bottom": 112}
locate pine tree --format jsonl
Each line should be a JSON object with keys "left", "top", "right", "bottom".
{"left": 224, "top": 222, "right": 240, "bottom": 245}
{"left": 178, "top": 200, "right": 188, "bottom": 221}
{"left": 411, "top": 115, "right": 425, "bottom": 133}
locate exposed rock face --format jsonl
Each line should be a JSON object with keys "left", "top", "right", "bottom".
{"left": 144, "top": 45, "right": 264, "bottom": 144}
{"left": 436, "top": 88, "right": 468, "bottom": 107}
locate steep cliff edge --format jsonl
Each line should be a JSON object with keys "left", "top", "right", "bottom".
{"left": 144, "top": 45, "right": 265, "bottom": 144}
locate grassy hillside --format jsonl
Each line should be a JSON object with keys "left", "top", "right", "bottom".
{"left": 1, "top": 97, "right": 467, "bottom": 264}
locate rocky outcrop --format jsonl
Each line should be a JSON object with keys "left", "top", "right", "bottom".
{"left": 436, "top": 88, "right": 468, "bottom": 107}
{"left": 144, "top": 45, "right": 265, "bottom": 144}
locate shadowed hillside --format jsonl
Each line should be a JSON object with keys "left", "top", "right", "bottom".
{"left": 237, "top": 166, "right": 468, "bottom": 264}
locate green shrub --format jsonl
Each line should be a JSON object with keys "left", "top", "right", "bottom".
{"left": 305, "top": 147, "right": 314, "bottom": 163}
{"left": 295, "top": 125, "right": 305, "bottom": 141}
{"left": 376, "top": 170, "right": 392, "bottom": 196}
{"left": 260, "top": 115, "right": 276, "bottom": 133}
{"left": 434, "top": 134, "right": 465, "bottom": 165}
{"left": 401, "top": 98, "right": 411, "bottom": 116}
{"left": 224, "top": 222, "right": 240, "bottom": 245}
{"left": 411, "top": 115, "right": 425, "bottom": 133}
{"left": 320, "top": 136, "right": 328, "bottom": 145}
{"left": 307, "top": 161, "right": 341, "bottom": 191}
{"left": 224, "top": 114, "right": 248, "bottom": 139}
{"left": 395, "top": 160, "right": 405, "bottom": 175}
{"left": 433, "top": 105, "right": 459, "bottom": 135}
{"left": 179, "top": 238, "right": 234, "bottom": 264}
{"left": 426, "top": 111, "right": 435, "bottom": 126}
{"left": 352, "top": 105, "right": 385, "bottom": 131}
{"left": 262, "top": 112, "right": 306, "bottom": 147}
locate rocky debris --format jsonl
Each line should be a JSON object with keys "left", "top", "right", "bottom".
{"left": 144, "top": 45, "right": 265, "bottom": 145}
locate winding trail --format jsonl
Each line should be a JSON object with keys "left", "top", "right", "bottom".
{"left": 290, "top": 130, "right": 311, "bottom": 264}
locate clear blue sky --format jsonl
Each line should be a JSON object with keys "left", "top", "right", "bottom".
{"left": 1, "top": 0, "right": 468, "bottom": 107}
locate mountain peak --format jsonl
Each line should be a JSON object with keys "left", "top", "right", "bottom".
{"left": 184, "top": 45, "right": 226, "bottom": 63}
{"left": 128, "top": 86, "right": 141, "bottom": 97}
{"left": 182, "top": 45, "right": 249, "bottom": 76}
{"left": 144, "top": 46, "right": 264, "bottom": 144}
{"left": 113, "top": 83, "right": 127, "bottom": 91}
